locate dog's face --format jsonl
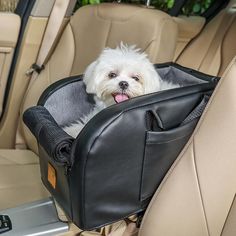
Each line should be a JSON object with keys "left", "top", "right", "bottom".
{"left": 83, "top": 44, "right": 161, "bottom": 106}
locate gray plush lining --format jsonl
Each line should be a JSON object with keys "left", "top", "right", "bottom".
{"left": 44, "top": 81, "right": 95, "bottom": 127}
{"left": 157, "top": 67, "right": 207, "bottom": 86}
{"left": 44, "top": 66, "right": 209, "bottom": 127}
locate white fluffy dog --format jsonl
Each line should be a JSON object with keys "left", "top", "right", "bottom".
{"left": 64, "top": 44, "right": 178, "bottom": 138}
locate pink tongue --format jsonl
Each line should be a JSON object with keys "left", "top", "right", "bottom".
{"left": 114, "top": 94, "right": 129, "bottom": 103}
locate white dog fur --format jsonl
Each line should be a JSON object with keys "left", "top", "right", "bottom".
{"left": 63, "top": 43, "right": 178, "bottom": 138}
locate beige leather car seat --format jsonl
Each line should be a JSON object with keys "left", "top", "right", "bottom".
{"left": 0, "top": 3, "right": 178, "bottom": 210}
{"left": 139, "top": 56, "right": 236, "bottom": 236}
{"left": 176, "top": 0, "right": 236, "bottom": 76}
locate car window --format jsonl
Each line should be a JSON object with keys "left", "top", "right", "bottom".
{"left": 148, "top": 0, "right": 175, "bottom": 12}
{"left": 74, "top": 0, "right": 215, "bottom": 16}
{"left": 0, "top": 0, "right": 18, "bottom": 12}
{"left": 181, "top": 0, "right": 215, "bottom": 16}
{"left": 74, "top": 0, "right": 175, "bottom": 12}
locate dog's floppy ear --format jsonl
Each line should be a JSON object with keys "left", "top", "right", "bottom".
{"left": 83, "top": 61, "right": 97, "bottom": 94}
{"left": 144, "top": 68, "right": 161, "bottom": 94}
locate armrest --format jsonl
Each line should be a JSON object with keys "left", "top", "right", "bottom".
{"left": 23, "top": 106, "right": 74, "bottom": 164}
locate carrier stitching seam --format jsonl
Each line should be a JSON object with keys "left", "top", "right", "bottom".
{"left": 147, "top": 133, "right": 191, "bottom": 144}
{"left": 192, "top": 139, "right": 210, "bottom": 236}
{"left": 140, "top": 131, "right": 149, "bottom": 201}
{"left": 123, "top": 86, "right": 211, "bottom": 114}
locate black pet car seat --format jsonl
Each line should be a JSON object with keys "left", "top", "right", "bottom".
{"left": 23, "top": 63, "right": 219, "bottom": 230}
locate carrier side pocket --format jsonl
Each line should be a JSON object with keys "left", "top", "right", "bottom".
{"left": 140, "top": 118, "right": 198, "bottom": 202}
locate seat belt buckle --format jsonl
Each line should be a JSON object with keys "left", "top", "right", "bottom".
{"left": 26, "top": 63, "right": 45, "bottom": 76}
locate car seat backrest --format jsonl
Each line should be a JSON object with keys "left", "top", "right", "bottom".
{"left": 20, "top": 3, "right": 178, "bottom": 153}
{"left": 177, "top": 0, "right": 236, "bottom": 76}
{"left": 139, "top": 56, "right": 236, "bottom": 236}
{"left": 69, "top": 4, "right": 178, "bottom": 75}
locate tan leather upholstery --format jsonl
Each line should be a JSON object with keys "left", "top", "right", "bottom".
{"left": 173, "top": 15, "right": 205, "bottom": 60}
{"left": 221, "top": 196, "right": 236, "bottom": 236}
{"left": 0, "top": 149, "right": 49, "bottom": 209}
{"left": 0, "top": 16, "right": 48, "bottom": 149}
{"left": 0, "top": 13, "right": 20, "bottom": 117}
{"left": 20, "top": 3, "right": 178, "bottom": 153}
{"left": 0, "top": 13, "right": 20, "bottom": 47}
{"left": 139, "top": 56, "right": 236, "bottom": 236}
{"left": 69, "top": 3, "right": 178, "bottom": 74}
{"left": 177, "top": 0, "right": 236, "bottom": 76}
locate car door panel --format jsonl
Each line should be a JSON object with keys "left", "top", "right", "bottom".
{"left": 0, "top": 13, "right": 20, "bottom": 116}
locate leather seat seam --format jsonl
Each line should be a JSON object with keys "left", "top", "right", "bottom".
{"left": 151, "top": 18, "right": 172, "bottom": 61}
{"left": 0, "top": 155, "right": 38, "bottom": 165}
{"left": 218, "top": 17, "right": 236, "bottom": 75}
{"left": 105, "top": 20, "right": 112, "bottom": 47}
{"left": 68, "top": 23, "right": 77, "bottom": 75}
{"left": 143, "top": 39, "right": 156, "bottom": 54}
{"left": 197, "top": 14, "right": 224, "bottom": 71}
{"left": 0, "top": 155, "right": 18, "bottom": 164}
{"left": 220, "top": 194, "right": 236, "bottom": 235}
{"left": 0, "top": 183, "right": 43, "bottom": 190}
{"left": 0, "top": 163, "right": 39, "bottom": 166}
{"left": 192, "top": 139, "right": 210, "bottom": 236}
{"left": 175, "top": 17, "right": 207, "bottom": 62}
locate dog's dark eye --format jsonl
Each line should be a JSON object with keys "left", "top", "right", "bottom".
{"left": 108, "top": 72, "right": 117, "bottom": 79}
{"left": 132, "top": 76, "right": 139, "bottom": 81}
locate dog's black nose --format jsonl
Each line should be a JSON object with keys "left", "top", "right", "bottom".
{"left": 119, "top": 81, "right": 129, "bottom": 90}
